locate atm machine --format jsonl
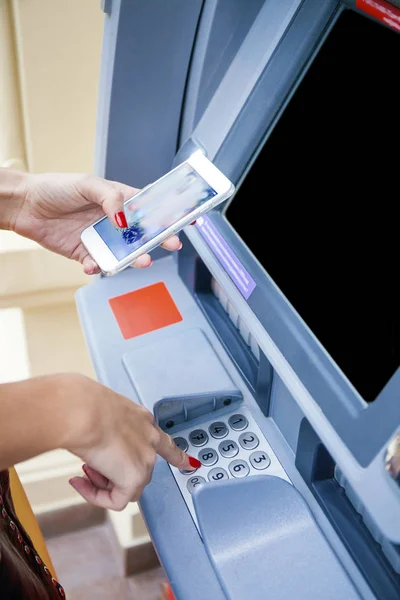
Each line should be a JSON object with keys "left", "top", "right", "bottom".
{"left": 76, "top": 1, "right": 400, "bottom": 598}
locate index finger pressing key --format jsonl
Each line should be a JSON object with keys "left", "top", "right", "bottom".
{"left": 156, "top": 427, "right": 201, "bottom": 470}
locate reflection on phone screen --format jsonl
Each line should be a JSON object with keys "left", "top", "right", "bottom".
{"left": 94, "top": 163, "right": 216, "bottom": 261}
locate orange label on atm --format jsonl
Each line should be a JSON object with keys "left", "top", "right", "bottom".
{"left": 356, "top": 0, "right": 400, "bottom": 31}
{"left": 109, "top": 281, "right": 183, "bottom": 340}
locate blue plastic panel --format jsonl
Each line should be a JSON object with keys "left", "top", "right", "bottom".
{"left": 193, "top": 475, "right": 361, "bottom": 600}
{"left": 95, "top": 0, "right": 203, "bottom": 187}
{"left": 122, "top": 328, "right": 238, "bottom": 412}
{"left": 180, "top": 0, "right": 266, "bottom": 137}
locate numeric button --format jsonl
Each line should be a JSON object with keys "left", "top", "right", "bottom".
{"left": 209, "top": 421, "right": 228, "bottom": 439}
{"left": 198, "top": 448, "right": 218, "bottom": 466}
{"left": 189, "top": 429, "right": 208, "bottom": 447}
{"left": 218, "top": 440, "right": 239, "bottom": 458}
{"left": 228, "top": 414, "right": 248, "bottom": 431}
{"left": 173, "top": 437, "right": 188, "bottom": 452}
{"left": 239, "top": 432, "right": 259, "bottom": 450}
{"left": 229, "top": 460, "right": 250, "bottom": 478}
{"left": 187, "top": 476, "right": 206, "bottom": 494}
{"left": 250, "top": 451, "right": 271, "bottom": 470}
{"left": 208, "top": 468, "right": 228, "bottom": 482}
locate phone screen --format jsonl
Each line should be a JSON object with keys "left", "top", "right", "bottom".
{"left": 94, "top": 163, "right": 217, "bottom": 261}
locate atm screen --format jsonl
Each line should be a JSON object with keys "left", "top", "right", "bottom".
{"left": 225, "top": 9, "right": 399, "bottom": 402}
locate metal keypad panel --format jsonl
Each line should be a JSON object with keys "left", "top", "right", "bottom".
{"left": 169, "top": 406, "right": 290, "bottom": 533}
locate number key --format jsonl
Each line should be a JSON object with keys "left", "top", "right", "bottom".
{"left": 208, "top": 468, "right": 228, "bottom": 482}
{"left": 209, "top": 421, "right": 228, "bottom": 439}
{"left": 198, "top": 448, "right": 218, "bottom": 466}
{"left": 229, "top": 460, "right": 250, "bottom": 478}
{"left": 250, "top": 450, "right": 271, "bottom": 470}
{"left": 187, "top": 476, "right": 206, "bottom": 494}
{"left": 228, "top": 414, "right": 248, "bottom": 431}
{"left": 218, "top": 440, "right": 239, "bottom": 458}
{"left": 238, "top": 432, "right": 259, "bottom": 450}
{"left": 173, "top": 436, "right": 188, "bottom": 452}
{"left": 189, "top": 429, "right": 209, "bottom": 447}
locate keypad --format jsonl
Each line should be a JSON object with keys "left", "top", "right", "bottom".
{"left": 175, "top": 412, "right": 268, "bottom": 484}
{"left": 174, "top": 413, "right": 271, "bottom": 486}
{"left": 170, "top": 406, "right": 289, "bottom": 533}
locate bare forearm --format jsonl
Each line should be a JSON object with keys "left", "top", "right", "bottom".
{"left": 0, "top": 374, "right": 89, "bottom": 470}
{"left": 0, "top": 168, "right": 28, "bottom": 230}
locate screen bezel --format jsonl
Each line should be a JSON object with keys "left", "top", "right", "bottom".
{"left": 81, "top": 151, "right": 234, "bottom": 275}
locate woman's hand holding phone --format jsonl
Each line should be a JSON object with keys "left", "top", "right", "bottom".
{"left": 7, "top": 171, "right": 182, "bottom": 274}
{"left": 80, "top": 151, "right": 235, "bottom": 276}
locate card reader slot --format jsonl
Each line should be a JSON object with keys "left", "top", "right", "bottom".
{"left": 178, "top": 244, "right": 274, "bottom": 416}
{"left": 192, "top": 256, "right": 259, "bottom": 388}
{"left": 197, "top": 290, "right": 258, "bottom": 391}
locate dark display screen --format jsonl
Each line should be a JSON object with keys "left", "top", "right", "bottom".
{"left": 225, "top": 10, "right": 399, "bottom": 402}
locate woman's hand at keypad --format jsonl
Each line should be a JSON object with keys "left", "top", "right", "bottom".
{"left": 66, "top": 374, "right": 201, "bottom": 510}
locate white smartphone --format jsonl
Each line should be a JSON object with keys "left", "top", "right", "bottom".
{"left": 81, "top": 150, "right": 235, "bottom": 276}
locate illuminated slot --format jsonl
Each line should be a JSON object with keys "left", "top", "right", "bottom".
{"left": 210, "top": 277, "right": 260, "bottom": 361}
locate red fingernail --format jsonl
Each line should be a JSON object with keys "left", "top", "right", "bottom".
{"left": 188, "top": 456, "right": 202, "bottom": 469}
{"left": 166, "top": 584, "right": 176, "bottom": 600}
{"left": 115, "top": 211, "right": 128, "bottom": 228}
{"left": 190, "top": 220, "right": 196, "bottom": 226}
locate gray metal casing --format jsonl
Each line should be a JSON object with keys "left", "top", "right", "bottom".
{"left": 77, "top": 1, "right": 400, "bottom": 598}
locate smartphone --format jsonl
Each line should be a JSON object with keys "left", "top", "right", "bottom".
{"left": 81, "top": 150, "right": 235, "bottom": 276}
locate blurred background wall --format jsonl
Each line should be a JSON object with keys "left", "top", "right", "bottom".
{"left": 0, "top": 0, "right": 103, "bottom": 511}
